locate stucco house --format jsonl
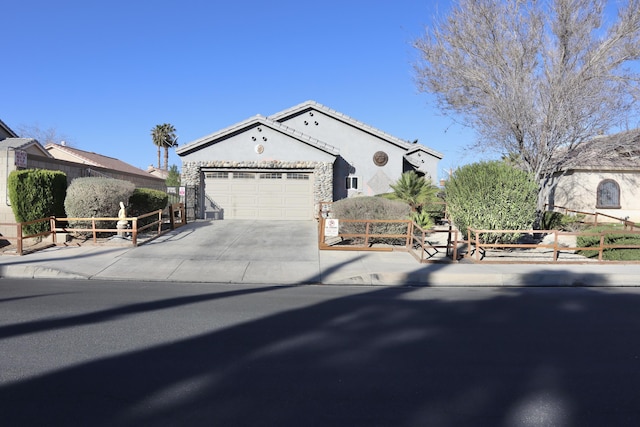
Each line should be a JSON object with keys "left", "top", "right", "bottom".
{"left": 0, "top": 120, "right": 165, "bottom": 237}
{"left": 177, "top": 101, "right": 443, "bottom": 220}
{"left": 549, "top": 130, "right": 640, "bottom": 222}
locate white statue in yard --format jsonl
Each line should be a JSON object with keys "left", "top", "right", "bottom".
{"left": 118, "top": 202, "right": 126, "bottom": 219}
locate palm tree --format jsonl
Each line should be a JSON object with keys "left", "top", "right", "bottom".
{"left": 388, "top": 171, "right": 438, "bottom": 212}
{"left": 150, "top": 123, "right": 178, "bottom": 170}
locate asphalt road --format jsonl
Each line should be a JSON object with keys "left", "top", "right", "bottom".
{"left": 1, "top": 279, "right": 640, "bottom": 426}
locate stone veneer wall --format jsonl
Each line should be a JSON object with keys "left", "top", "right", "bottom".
{"left": 181, "top": 160, "right": 334, "bottom": 219}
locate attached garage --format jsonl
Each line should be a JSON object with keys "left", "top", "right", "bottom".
{"left": 177, "top": 101, "right": 442, "bottom": 221}
{"left": 204, "top": 170, "right": 314, "bottom": 220}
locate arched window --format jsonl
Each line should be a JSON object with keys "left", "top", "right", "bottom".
{"left": 596, "top": 179, "right": 620, "bottom": 209}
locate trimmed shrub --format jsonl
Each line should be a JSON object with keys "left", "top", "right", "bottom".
{"left": 445, "top": 161, "right": 538, "bottom": 244}
{"left": 331, "top": 196, "right": 411, "bottom": 245}
{"left": 128, "top": 188, "right": 169, "bottom": 227}
{"left": 8, "top": 169, "right": 67, "bottom": 235}
{"left": 64, "top": 177, "right": 135, "bottom": 230}
{"left": 577, "top": 225, "right": 640, "bottom": 260}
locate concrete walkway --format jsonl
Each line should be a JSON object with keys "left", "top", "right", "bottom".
{"left": 0, "top": 220, "right": 638, "bottom": 287}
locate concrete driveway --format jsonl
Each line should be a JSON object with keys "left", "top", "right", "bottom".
{"left": 102, "top": 220, "right": 323, "bottom": 283}
{"left": 0, "top": 219, "right": 425, "bottom": 284}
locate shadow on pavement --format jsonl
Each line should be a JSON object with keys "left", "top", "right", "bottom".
{"left": 2, "top": 269, "right": 639, "bottom": 425}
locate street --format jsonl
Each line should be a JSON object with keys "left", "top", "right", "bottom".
{"left": 1, "top": 279, "right": 640, "bottom": 426}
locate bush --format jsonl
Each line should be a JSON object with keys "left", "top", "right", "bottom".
{"left": 128, "top": 188, "right": 169, "bottom": 227}
{"left": 577, "top": 225, "right": 640, "bottom": 260}
{"left": 64, "top": 177, "right": 135, "bottom": 230}
{"left": 541, "top": 211, "right": 586, "bottom": 231}
{"left": 8, "top": 169, "right": 67, "bottom": 235}
{"left": 445, "top": 161, "right": 538, "bottom": 244}
{"left": 331, "top": 196, "right": 411, "bottom": 245}
{"left": 411, "top": 209, "right": 435, "bottom": 229}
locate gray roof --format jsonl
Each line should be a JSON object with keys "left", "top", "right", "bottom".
{"left": 270, "top": 100, "right": 444, "bottom": 158}
{"left": 0, "top": 119, "right": 19, "bottom": 139}
{"left": 0, "top": 137, "right": 46, "bottom": 152}
{"left": 177, "top": 114, "right": 340, "bottom": 157}
{"left": 566, "top": 130, "right": 640, "bottom": 171}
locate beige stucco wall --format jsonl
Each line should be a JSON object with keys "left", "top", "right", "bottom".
{"left": 552, "top": 170, "right": 640, "bottom": 222}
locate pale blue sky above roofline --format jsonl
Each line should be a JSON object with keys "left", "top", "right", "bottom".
{"left": 2, "top": 1, "right": 635, "bottom": 181}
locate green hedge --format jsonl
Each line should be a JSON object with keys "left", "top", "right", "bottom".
{"left": 445, "top": 161, "right": 538, "bottom": 244}
{"left": 8, "top": 169, "right": 67, "bottom": 235}
{"left": 577, "top": 226, "right": 640, "bottom": 260}
{"left": 128, "top": 188, "right": 169, "bottom": 227}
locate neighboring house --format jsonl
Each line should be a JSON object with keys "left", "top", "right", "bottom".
{"left": 0, "top": 119, "right": 18, "bottom": 140}
{"left": 44, "top": 142, "right": 165, "bottom": 190}
{"left": 549, "top": 130, "right": 640, "bottom": 222}
{"left": 0, "top": 125, "right": 165, "bottom": 236}
{"left": 147, "top": 165, "right": 169, "bottom": 180}
{"left": 177, "top": 100, "right": 443, "bottom": 220}
{"left": 0, "top": 138, "right": 52, "bottom": 226}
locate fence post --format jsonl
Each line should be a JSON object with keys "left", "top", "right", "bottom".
{"left": 132, "top": 218, "right": 138, "bottom": 246}
{"left": 475, "top": 230, "right": 481, "bottom": 262}
{"left": 420, "top": 227, "right": 426, "bottom": 263}
{"left": 364, "top": 221, "right": 370, "bottom": 247}
{"left": 170, "top": 204, "right": 176, "bottom": 230}
{"left": 50, "top": 217, "right": 57, "bottom": 245}
{"left": 157, "top": 210, "right": 162, "bottom": 235}
{"left": 17, "top": 222, "right": 23, "bottom": 256}
{"left": 452, "top": 230, "right": 459, "bottom": 261}
{"left": 92, "top": 218, "right": 97, "bottom": 243}
{"left": 406, "top": 221, "right": 413, "bottom": 249}
{"left": 598, "top": 233, "right": 604, "bottom": 261}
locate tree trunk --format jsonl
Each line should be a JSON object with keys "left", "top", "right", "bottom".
{"left": 164, "top": 147, "right": 169, "bottom": 171}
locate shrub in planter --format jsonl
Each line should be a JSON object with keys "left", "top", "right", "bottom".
{"left": 541, "top": 211, "right": 586, "bottom": 231}
{"left": 128, "top": 188, "right": 169, "bottom": 227}
{"left": 8, "top": 169, "right": 67, "bottom": 235}
{"left": 577, "top": 225, "right": 640, "bottom": 260}
{"left": 331, "top": 196, "right": 411, "bottom": 245}
{"left": 64, "top": 177, "right": 135, "bottom": 231}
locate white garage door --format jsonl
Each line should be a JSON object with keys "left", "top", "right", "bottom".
{"left": 204, "top": 171, "right": 314, "bottom": 220}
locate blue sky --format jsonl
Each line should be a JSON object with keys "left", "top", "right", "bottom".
{"left": 4, "top": 0, "right": 479, "bottom": 179}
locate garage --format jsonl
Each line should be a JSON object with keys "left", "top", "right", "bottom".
{"left": 204, "top": 170, "right": 314, "bottom": 220}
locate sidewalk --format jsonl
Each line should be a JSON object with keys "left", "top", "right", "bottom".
{"left": 0, "top": 220, "right": 638, "bottom": 287}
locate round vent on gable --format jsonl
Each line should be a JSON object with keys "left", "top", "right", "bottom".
{"left": 373, "top": 151, "right": 388, "bottom": 166}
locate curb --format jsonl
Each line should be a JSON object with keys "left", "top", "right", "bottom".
{"left": 0, "top": 265, "right": 88, "bottom": 280}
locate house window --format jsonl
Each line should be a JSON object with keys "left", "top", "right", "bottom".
{"left": 596, "top": 179, "right": 620, "bottom": 208}
{"left": 259, "top": 173, "right": 282, "bottom": 179}
{"left": 206, "top": 172, "right": 228, "bottom": 179}
{"left": 346, "top": 175, "right": 359, "bottom": 190}
{"left": 287, "top": 173, "right": 310, "bottom": 180}
{"left": 233, "top": 172, "right": 256, "bottom": 179}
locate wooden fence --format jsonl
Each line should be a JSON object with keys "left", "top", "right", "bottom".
{"left": 317, "top": 201, "right": 640, "bottom": 264}
{"left": 0, "top": 203, "right": 186, "bottom": 255}
{"left": 546, "top": 204, "right": 637, "bottom": 230}
{"left": 466, "top": 227, "right": 640, "bottom": 263}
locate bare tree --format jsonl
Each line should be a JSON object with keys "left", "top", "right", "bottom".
{"left": 14, "top": 123, "right": 73, "bottom": 146}
{"left": 414, "top": 0, "right": 640, "bottom": 211}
